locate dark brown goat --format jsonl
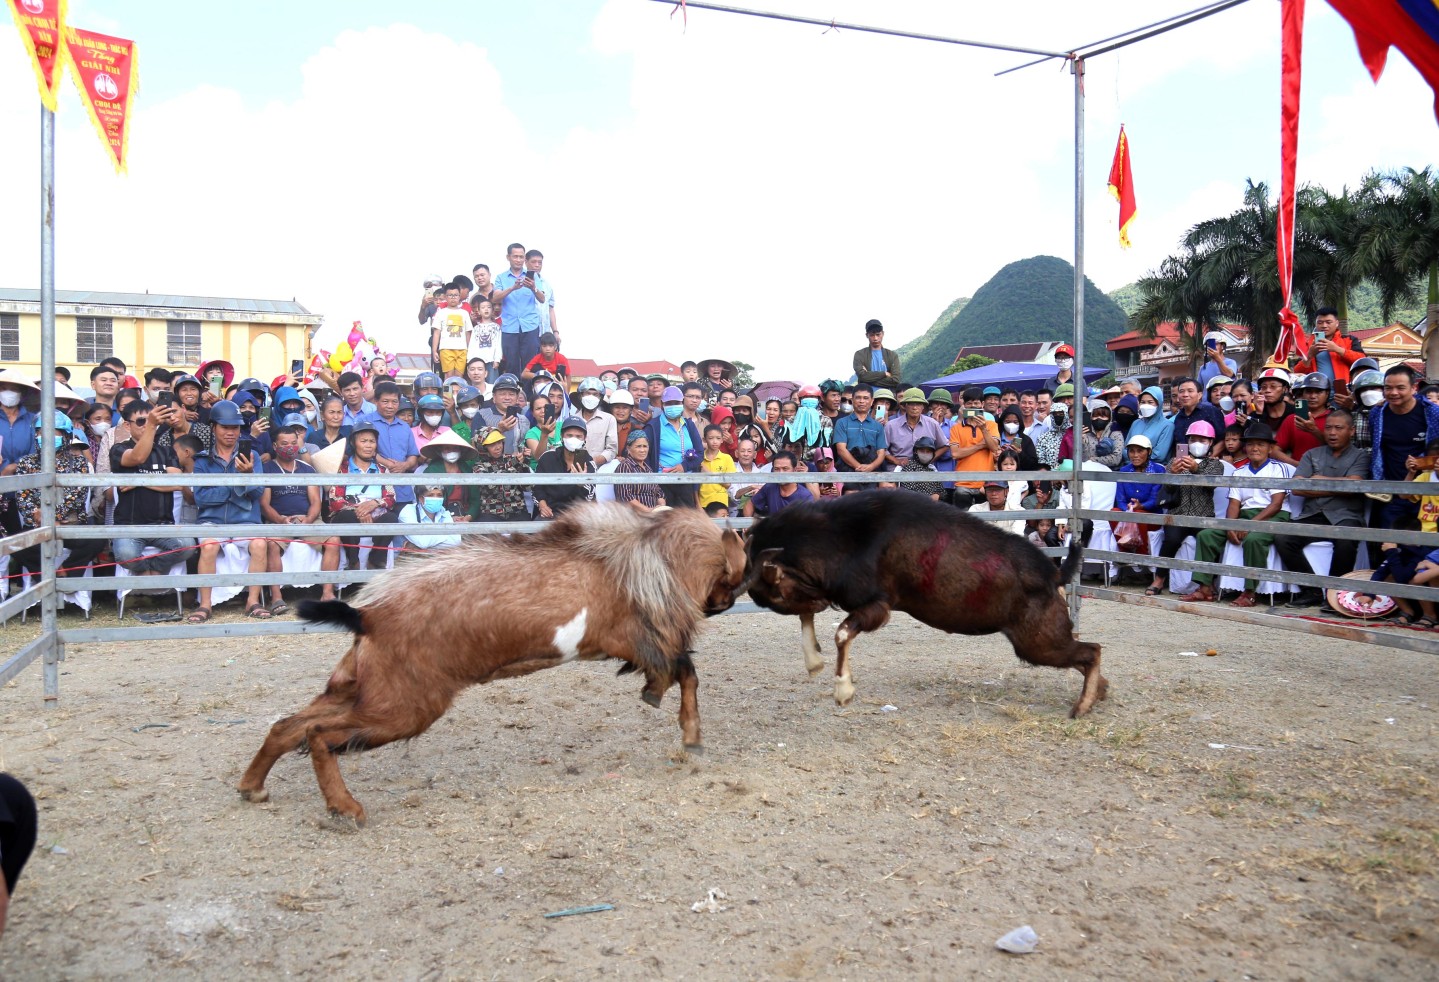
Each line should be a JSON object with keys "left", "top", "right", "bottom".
{"left": 737, "top": 491, "right": 1107, "bottom": 718}
{"left": 238, "top": 503, "right": 747, "bottom": 824}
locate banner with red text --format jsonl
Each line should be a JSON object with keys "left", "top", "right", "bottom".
{"left": 7, "top": 0, "right": 67, "bottom": 111}
{"left": 63, "top": 26, "right": 137, "bottom": 172}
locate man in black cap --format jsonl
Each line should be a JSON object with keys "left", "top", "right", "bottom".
{"left": 853, "top": 319, "right": 901, "bottom": 391}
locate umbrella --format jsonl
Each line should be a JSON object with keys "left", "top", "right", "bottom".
{"left": 748, "top": 379, "right": 799, "bottom": 405}
{"left": 919, "top": 362, "right": 1109, "bottom": 395}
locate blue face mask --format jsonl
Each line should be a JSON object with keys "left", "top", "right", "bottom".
{"left": 422, "top": 497, "right": 445, "bottom": 515}
{"left": 54, "top": 435, "right": 66, "bottom": 450}
{"left": 800, "top": 397, "right": 819, "bottom": 410}
{"left": 664, "top": 405, "right": 684, "bottom": 420}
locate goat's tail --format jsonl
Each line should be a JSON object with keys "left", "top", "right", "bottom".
{"left": 1057, "top": 537, "right": 1083, "bottom": 585}
{"left": 298, "top": 599, "right": 366, "bottom": 636}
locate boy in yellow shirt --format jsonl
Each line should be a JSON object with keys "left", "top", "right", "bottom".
{"left": 699, "top": 423, "right": 736, "bottom": 515}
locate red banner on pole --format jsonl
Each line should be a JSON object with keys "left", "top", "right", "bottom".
{"left": 1272, "top": 0, "right": 1309, "bottom": 366}
{"left": 63, "top": 26, "right": 137, "bottom": 173}
{"left": 1107, "top": 125, "right": 1138, "bottom": 249}
{"left": 7, "top": 0, "right": 67, "bottom": 111}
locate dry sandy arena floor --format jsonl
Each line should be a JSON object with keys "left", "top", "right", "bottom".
{"left": 0, "top": 597, "right": 1435, "bottom": 980}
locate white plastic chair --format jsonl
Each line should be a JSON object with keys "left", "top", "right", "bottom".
{"left": 115, "top": 546, "right": 187, "bottom": 620}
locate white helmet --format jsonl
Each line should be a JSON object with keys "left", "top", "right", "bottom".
{"left": 1125, "top": 433, "right": 1153, "bottom": 449}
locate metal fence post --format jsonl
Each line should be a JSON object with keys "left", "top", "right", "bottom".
{"left": 1067, "top": 55, "right": 1086, "bottom": 629}
{"left": 39, "top": 103, "right": 62, "bottom": 704}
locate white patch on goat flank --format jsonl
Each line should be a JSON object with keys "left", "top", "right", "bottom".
{"left": 553, "top": 609, "right": 588, "bottom": 662}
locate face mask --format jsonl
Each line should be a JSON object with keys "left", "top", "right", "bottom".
{"left": 304, "top": 409, "right": 317, "bottom": 422}
{"left": 1189, "top": 441, "right": 1211, "bottom": 458}
{"left": 461, "top": 406, "right": 479, "bottom": 419}
{"left": 90, "top": 421, "right": 111, "bottom": 437}
{"left": 734, "top": 410, "right": 752, "bottom": 424}
{"left": 275, "top": 444, "right": 300, "bottom": 461}
{"left": 562, "top": 435, "right": 585, "bottom": 452}
{"left": 800, "top": 397, "right": 819, "bottom": 410}
{"left": 423, "top": 413, "right": 443, "bottom": 427}
{"left": 53, "top": 435, "right": 65, "bottom": 450}
{"left": 1360, "top": 390, "right": 1383, "bottom": 408}
{"left": 664, "top": 405, "right": 684, "bottom": 420}
{"left": 1003, "top": 422, "right": 1020, "bottom": 435}
{"left": 580, "top": 395, "right": 601, "bottom": 411}
{"left": 422, "top": 497, "right": 445, "bottom": 515}
{"left": 1218, "top": 397, "right": 1235, "bottom": 413}
{"left": 841, "top": 401, "right": 853, "bottom": 413}
{"left": 1051, "top": 409, "right": 1068, "bottom": 427}
{"left": 1091, "top": 418, "right": 1109, "bottom": 432}
{"left": 240, "top": 411, "right": 258, "bottom": 427}
{"left": 873, "top": 406, "right": 886, "bottom": 420}
{"left": 1138, "top": 403, "right": 1157, "bottom": 419}
{"left": 1055, "top": 358, "right": 1073, "bottom": 371}
{"left": 915, "top": 451, "right": 935, "bottom": 464}
{"left": 441, "top": 450, "right": 461, "bottom": 463}
{"left": 0, "top": 391, "right": 22, "bottom": 408}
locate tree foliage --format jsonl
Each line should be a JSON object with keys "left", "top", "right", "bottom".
{"left": 939, "top": 354, "right": 998, "bottom": 376}
{"left": 732, "top": 360, "right": 755, "bottom": 389}
{"left": 1129, "top": 168, "right": 1439, "bottom": 374}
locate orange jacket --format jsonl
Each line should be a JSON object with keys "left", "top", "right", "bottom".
{"left": 1293, "top": 331, "right": 1363, "bottom": 384}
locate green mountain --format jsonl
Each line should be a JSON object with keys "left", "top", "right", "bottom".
{"left": 897, "top": 296, "right": 969, "bottom": 381}
{"left": 1106, "top": 278, "right": 1426, "bottom": 329}
{"left": 903, "top": 256, "right": 1129, "bottom": 383}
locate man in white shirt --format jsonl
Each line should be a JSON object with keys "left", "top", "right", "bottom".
{"left": 968, "top": 481, "right": 1026, "bottom": 536}
{"left": 1180, "top": 421, "right": 1291, "bottom": 607}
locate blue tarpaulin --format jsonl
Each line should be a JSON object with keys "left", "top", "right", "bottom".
{"left": 920, "top": 362, "right": 1109, "bottom": 394}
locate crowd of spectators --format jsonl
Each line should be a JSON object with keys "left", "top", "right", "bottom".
{"left": 1, "top": 283, "right": 1436, "bottom": 625}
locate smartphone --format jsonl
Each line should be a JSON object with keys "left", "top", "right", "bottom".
{"left": 156, "top": 391, "right": 174, "bottom": 408}
{"left": 639, "top": 397, "right": 651, "bottom": 412}
{"left": 544, "top": 404, "right": 557, "bottom": 424}
{"left": 209, "top": 376, "right": 223, "bottom": 395}
{"left": 1204, "top": 336, "right": 1218, "bottom": 351}
{"left": 505, "top": 404, "right": 521, "bottom": 418}
{"left": 290, "top": 358, "right": 304, "bottom": 377}
{"left": 1313, "top": 330, "right": 1325, "bottom": 343}
{"left": 237, "top": 437, "right": 253, "bottom": 461}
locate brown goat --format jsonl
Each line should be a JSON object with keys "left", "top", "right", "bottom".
{"left": 238, "top": 503, "right": 747, "bottom": 824}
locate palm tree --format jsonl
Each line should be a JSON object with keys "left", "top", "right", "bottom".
{"left": 1359, "top": 167, "right": 1439, "bottom": 372}
{"left": 1129, "top": 249, "right": 1217, "bottom": 372}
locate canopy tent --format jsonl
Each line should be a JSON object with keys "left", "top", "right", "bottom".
{"left": 920, "top": 361, "right": 1109, "bottom": 394}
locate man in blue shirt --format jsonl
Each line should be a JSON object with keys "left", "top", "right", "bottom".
{"left": 492, "top": 242, "right": 544, "bottom": 376}
{"left": 1197, "top": 333, "right": 1239, "bottom": 389}
{"left": 188, "top": 400, "right": 268, "bottom": 622}
{"left": 337, "top": 372, "right": 375, "bottom": 427}
{"left": 832, "top": 384, "right": 887, "bottom": 485}
{"left": 643, "top": 385, "right": 702, "bottom": 508}
{"left": 361, "top": 380, "right": 420, "bottom": 504}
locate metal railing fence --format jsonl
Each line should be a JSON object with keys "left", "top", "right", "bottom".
{"left": 4, "top": 465, "right": 1436, "bottom": 704}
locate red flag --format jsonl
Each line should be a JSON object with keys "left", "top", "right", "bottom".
{"left": 63, "top": 26, "right": 138, "bottom": 173}
{"left": 1107, "top": 126, "right": 1137, "bottom": 248}
{"left": 7, "top": 0, "right": 67, "bottom": 111}
{"left": 1272, "top": 0, "right": 1309, "bottom": 365}
{"left": 1326, "top": 0, "right": 1439, "bottom": 123}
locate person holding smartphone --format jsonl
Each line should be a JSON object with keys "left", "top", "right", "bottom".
{"left": 491, "top": 242, "right": 544, "bottom": 375}
{"left": 1197, "top": 332, "right": 1238, "bottom": 389}
{"left": 187, "top": 400, "right": 269, "bottom": 623}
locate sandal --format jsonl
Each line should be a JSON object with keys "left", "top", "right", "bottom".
{"left": 185, "top": 607, "right": 212, "bottom": 624}
{"left": 245, "top": 603, "right": 273, "bottom": 619}
{"left": 1393, "top": 612, "right": 1416, "bottom": 627}
{"left": 1145, "top": 585, "right": 1164, "bottom": 597}
{"left": 1230, "top": 591, "right": 1258, "bottom": 608}
{"left": 1414, "top": 617, "right": 1437, "bottom": 630}
{"left": 267, "top": 601, "right": 290, "bottom": 616}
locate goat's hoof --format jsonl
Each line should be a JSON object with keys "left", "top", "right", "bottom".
{"left": 641, "top": 691, "right": 663, "bottom": 709}
{"left": 1096, "top": 677, "right": 1110, "bottom": 702}
{"left": 237, "top": 786, "right": 269, "bottom": 803}
{"left": 683, "top": 741, "right": 705, "bottom": 755}
{"left": 805, "top": 659, "right": 825, "bottom": 676}
{"left": 833, "top": 680, "right": 856, "bottom": 707}
{"left": 326, "top": 804, "right": 367, "bottom": 828}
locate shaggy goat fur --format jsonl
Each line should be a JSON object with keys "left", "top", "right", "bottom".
{"left": 238, "top": 503, "right": 746, "bottom": 825}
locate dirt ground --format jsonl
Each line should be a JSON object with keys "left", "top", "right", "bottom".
{"left": 0, "top": 596, "right": 1435, "bottom": 981}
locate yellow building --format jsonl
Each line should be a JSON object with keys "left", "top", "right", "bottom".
{"left": 0, "top": 288, "right": 322, "bottom": 384}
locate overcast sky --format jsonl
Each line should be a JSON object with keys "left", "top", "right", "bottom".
{"left": 1, "top": 0, "right": 1435, "bottom": 378}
